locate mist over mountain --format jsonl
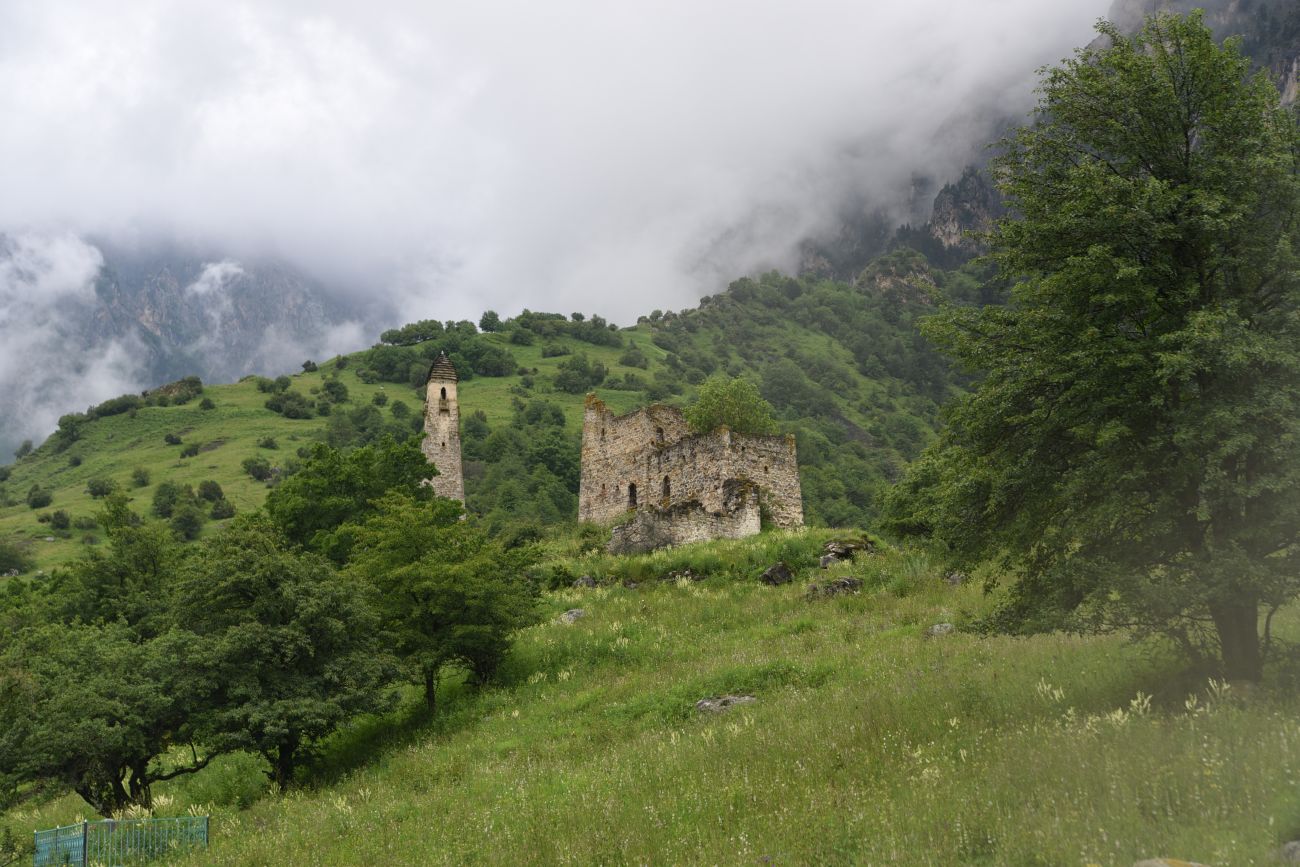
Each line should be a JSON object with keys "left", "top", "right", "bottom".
{"left": 0, "top": 234, "right": 375, "bottom": 458}
{"left": 4, "top": 0, "right": 1296, "bottom": 458}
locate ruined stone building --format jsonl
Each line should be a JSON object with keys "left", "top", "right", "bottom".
{"left": 579, "top": 395, "right": 802, "bottom": 553}
{"left": 421, "top": 351, "right": 465, "bottom": 502}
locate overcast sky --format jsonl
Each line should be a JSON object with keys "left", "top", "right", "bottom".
{"left": 0, "top": 0, "right": 1109, "bottom": 325}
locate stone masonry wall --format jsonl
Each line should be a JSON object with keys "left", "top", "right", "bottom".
{"left": 608, "top": 480, "right": 761, "bottom": 555}
{"left": 578, "top": 395, "right": 803, "bottom": 535}
{"left": 422, "top": 357, "right": 465, "bottom": 503}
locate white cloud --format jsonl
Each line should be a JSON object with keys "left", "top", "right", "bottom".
{"left": 0, "top": 1, "right": 1110, "bottom": 329}
{"left": 0, "top": 233, "right": 147, "bottom": 451}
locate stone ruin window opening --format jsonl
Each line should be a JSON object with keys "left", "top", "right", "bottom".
{"left": 601, "top": 427, "right": 606, "bottom": 440}
{"left": 764, "top": 465, "right": 769, "bottom": 474}
{"left": 655, "top": 426, "right": 664, "bottom": 444}
{"left": 628, "top": 483, "right": 638, "bottom": 508}
{"left": 440, "top": 387, "right": 447, "bottom": 400}
{"left": 662, "top": 475, "right": 670, "bottom": 499}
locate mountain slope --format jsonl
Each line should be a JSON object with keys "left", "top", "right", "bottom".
{"left": 0, "top": 250, "right": 978, "bottom": 576}
{"left": 0, "top": 235, "right": 376, "bottom": 460}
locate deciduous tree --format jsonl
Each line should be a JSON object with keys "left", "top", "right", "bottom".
{"left": 889, "top": 14, "right": 1300, "bottom": 681}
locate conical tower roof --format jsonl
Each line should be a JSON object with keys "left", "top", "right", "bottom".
{"left": 426, "top": 351, "right": 458, "bottom": 383}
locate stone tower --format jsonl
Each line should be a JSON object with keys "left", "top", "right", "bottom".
{"left": 422, "top": 351, "right": 465, "bottom": 502}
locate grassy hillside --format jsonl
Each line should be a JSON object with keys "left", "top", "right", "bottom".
{"left": 3, "top": 531, "right": 1298, "bottom": 864}
{"left": 0, "top": 250, "right": 972, "bottom": 576}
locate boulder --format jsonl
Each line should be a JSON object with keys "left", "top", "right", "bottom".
{"left": 622, "top": 580, "right": 639, "bottom": 590}
{"left": 571, "top": 575, "right": 598, "bottom": 588}
{"left": 944, "top": 571, "right": 968, "bottom": 586}
{"left": 807, "top": 577, "right": 864, "bottom": 599}
{"left": 819, "top": 554, "right": 840, "bottom": 569}
{"left": 1280, "top": 841, "right": 1300, "bottom": 862}
{"left": 759, "top": 562, "right": 794, "bottom": 586}
{"left": 1132, "top": 860, "right": 1210, "bottom": 867}
{"left": 924, "top": 622, "right": 955, "bottom": 638}
{"left": 661, "top": 568, "right": 703, "bottom": 583}
{"left": 560, "top": 609, "right": 586, "bottom": 624}
{"left": 822, "top": 538, "right": 877, "bottom": 561}
{"left": 695, "top": 695, "right": 757, "bottom": 714}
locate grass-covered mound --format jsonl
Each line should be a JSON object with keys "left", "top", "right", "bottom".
{"left": 4, "top": 530, "right": 1297, "bottom": 865}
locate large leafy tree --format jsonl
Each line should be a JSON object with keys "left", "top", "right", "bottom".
{"left": 174, "top": 516, "right": 397, "bottom": 788}
{"left": 889, "top": 13, "right": 1300, "bottom": 681}
{"left": 264, "top": 437, "right": 433, "bottom": 562}
{"left": 48, "top": 494, "right": 182, "bottom": 638}
{"left": 345, "top": 493, "right": 540, "bottom": 711}
{"left": 0, "top": 625, "right": 212, "bottom": 816}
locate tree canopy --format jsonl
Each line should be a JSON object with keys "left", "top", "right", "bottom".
{"left": 888, "top": 13, "right": 1300, "bottom": 681}
{"left": 683, "top": 375, "right": 778, "bottom": 436}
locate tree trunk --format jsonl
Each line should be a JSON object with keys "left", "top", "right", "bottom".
{"left": 127, "top": 762, "right": 152, "bottom": 810}
{"left": 423, "top": 667, "right": 438, "bottom": 714}
{"left": 1210, "top": 598, "right": 1263, "bottom": 682}
{"left": 271, "top": 734, "right": 299, "bottom": 790}
{"left": 76, "top": 771, "right": 130, "bottom": 818}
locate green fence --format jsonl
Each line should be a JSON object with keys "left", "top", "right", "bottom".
{"left": 33, "top": 815, "right": 208, "bottom": 866}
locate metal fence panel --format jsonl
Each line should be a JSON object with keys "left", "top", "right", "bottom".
{"left": 34, "top": 816, "right": 208, "bottom": 867}
{"left": 32, "top": 823, "right": 83, "bottom": 867}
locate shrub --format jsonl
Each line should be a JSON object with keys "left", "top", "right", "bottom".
{"left": 321, "top": 379, "right": 349, "bottom": 404}
{"left": 49, "top": 510, "right": 71, "bottom": 531}
{"left": 242, "top": 456, "right": 274, "bottom": 482}
{"left": 199, "top": 397, "right": 217, "bottom": 410}
{"left": 180, "top": 443, "right": 201, "bottom": 458}
{"left": 131, "top": 468, "right": 151, "bottom": 488}
{"left": 302, "top": 360, "right": 318, "bottom": 372}
{"left": 14, "top": 441, "right": 32, "bottom": 460}
{"left": 265, "top": 391, "right": 314, "bottom": 419}
{"left": 0, "top": 467, "right": 9, "bottom": 483}
{"left": 335, "top": 355, "right": 349, "bottom": 370}
{"left": 0, "top": 539, "right": 33, "bottom": 574}
{"left": 541, "top": 343, "right": 570, "bottom": 358}
{"left": 371, "top": 392, "right": 388, "bottom": 407}
{"left": 211, "top": 499, "right": 236, "bottom": 520}
{"left": 198, "top": 480, "right": 225, "bottom": 503}
{"left": 25, "top": 486, "right": 51, "bottom": 509}
{"left": 169, "top": 504, "right": 205, "bottom": 541}
{"left": 152, "top": 482, "right": 193, "bottom": 519}
{"left": 86, "top": 478, "right": 117, "bottom": 499}
{"left": 390, "top": 401, "right": 411, "bottom": 419}
{"left": 68, "top": 455, "right": 82, "bottom": 467}
{"left": 257, "top": 436, "right": 279, "bottom": 450}
{"left": 164, "top": 433, "right": 182, "bottom": 446}
{"left": 619, "top": 345, "right": 649, "bottom": 369}
{"left": 509, "top": 327, "right": 536, "bottom": 346}
{"left": 73, "top": 516, "right": 98, "bottom": 531}
{"left": 90, "top": 393, "right": 143, "bottom": 417}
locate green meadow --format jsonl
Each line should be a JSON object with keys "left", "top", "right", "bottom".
{"left": 5, "top": 531, "right": 1297, "bottom": 865}
{"left": 0, "top": 329, "right": 660, "bottom": 575}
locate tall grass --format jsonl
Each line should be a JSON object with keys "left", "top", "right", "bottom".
{"left": 5, "top": 533, "right": 1299, "bottom": 864}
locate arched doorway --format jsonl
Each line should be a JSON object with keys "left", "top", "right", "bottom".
{"left": 628, "top": 483, "right": 638, "bottom": 508}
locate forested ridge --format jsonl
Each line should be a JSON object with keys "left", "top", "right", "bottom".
{"left": 0, "top": 245, "right": 988, "bottom": 576}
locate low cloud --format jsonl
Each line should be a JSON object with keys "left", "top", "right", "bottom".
{"left": 0, "top": 233, "right": 148, "bottom": 456}
{"left": 0, "top": 0, "right": 1110, "bottom": 328}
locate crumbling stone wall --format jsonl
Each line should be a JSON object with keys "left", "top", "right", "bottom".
{"left": 422, "top": 352, "right": 465, "bottom": 502}
{"left": 579, "top": 395, "right": 802, "bottom": 546}
{"left": 608, "top": 480, "right": 761, "bottom": 555}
